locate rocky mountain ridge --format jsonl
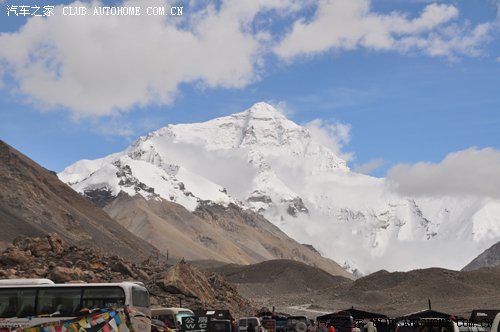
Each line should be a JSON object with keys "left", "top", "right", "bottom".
{"left": 0, "top": 234, "right": 257, "bottom": 318}
{"left": 0, "top": 140, "right": 158, "bottom": 261}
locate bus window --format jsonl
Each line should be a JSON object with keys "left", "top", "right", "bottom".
{"left": 0, "top": 289, "right": 36, "bottom": 318}
{"left": 132, "top": 286, "right": 150, "bottom": 308}
{"left": 82, "top": 287, "right": 125, "bottom": 310}
{"left": 176, "top": 313, "right": 194, "bottom": 327}
{"left": 37, "top": 288, "right": 81, "bottom": 316}
{"left": 17, "top": 289, "right": 36, "bottom": 317}
{"left": 156, "top": 314, "right": 175, "bottom": 328}
{"left": 0, "top": 289, "right": 18, "bottom": 318}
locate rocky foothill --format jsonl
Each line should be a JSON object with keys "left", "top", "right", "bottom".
{"left": 0, "top": 234, "right": 258, "bottom": 318}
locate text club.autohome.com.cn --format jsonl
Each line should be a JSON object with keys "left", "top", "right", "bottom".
{"left": 6, "top": 4, "right": 184, "bottom": 17}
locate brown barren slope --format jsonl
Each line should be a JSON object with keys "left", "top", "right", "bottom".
{"left": 463, "top": 240, "right": 500, "bottom": 271}
{"left": 104, "top": 194, "right": 352, "bottom": 278}
{"left": 231, "top": 264, "right": 500, "bottom": 318}
{"left": 0, "top": 140, "right": 158, "bottom": 261}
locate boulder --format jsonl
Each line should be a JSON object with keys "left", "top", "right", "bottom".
{"left": 13, "top": 233, "right": 64, "bottom": 257}
{"left": 0, "top": 248, "right": 33, "bottom": 266}
{"left": 111, "top": 261, "right": 135, "bottom": 277}
{"left": 49, "top": 266, "right": 84, "bottom": 283}
{"left": 47, "top": 233, "right": 64, "bottom": 254}
{"left": 157, "top": 264, "right": 216, "bottom": 304}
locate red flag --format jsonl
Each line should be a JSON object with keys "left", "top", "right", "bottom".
{"left": 102, "top": 324, "right": 111, "bottom": 332}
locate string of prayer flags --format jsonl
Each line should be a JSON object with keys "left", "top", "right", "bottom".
{"left": 21, "top": 308, "right": 132, "bottom": 332}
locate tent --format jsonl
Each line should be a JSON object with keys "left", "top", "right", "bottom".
{"left": 338, "top": 308, "right": 388, "bottom": 320}
{"left": 322, "top": 308, "right": 389, "bottom": 332}
{"left": 316, "top": 308, "right": 387, "bottom": 321}
{"left": 398, "top": 309, "right": 453, "bottom": 320}
{"left": 316, "top": 312, "right": 352, "bottom": 320}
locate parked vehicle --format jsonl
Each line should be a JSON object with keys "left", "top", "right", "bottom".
{"left": 458, "top": 324, "right": 486, "bottom": 332}
{"left": 275, "top": 317, "right": 288, "bottom": 332}
{"left": 211, "top": 319, "right": 233, "bottom": 332}
{"left": 239, "top": 317, "right": 264, "bottom": 332}
{"left": 0, "top": 278, "right": 151, "bottom": 332}
{"left": 151, "top": 319, "right": 169, "bottom": 332}
{"left": 151, "top": 307, "right": 194, "bottom": 331}
{"left": 285, "top": 316, "right": 313, "bottom": 332}
{"left": 489, "top": 313, "right": 500, "bottom": 332}
{"left": 470, "top": 310, "right": 500, "bottom": 327}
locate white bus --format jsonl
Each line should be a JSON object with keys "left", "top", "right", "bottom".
{"left": 0, "top": 279, "right": 151, "bottom": 332}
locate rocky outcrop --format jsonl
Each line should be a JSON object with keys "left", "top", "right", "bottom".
{"left": 285, "top": 197, "right": 309, "bottom": 217}
{"left": 83, "top": 188, "right": 115, "bottom": 208}
{"left": 0, "top": 247, "right": 33, "bottom": 266}
{"left": 0, "top": 234, "right": 257, "bottom": 318}
{"left": 154, "top": 262, "right": 254, "bottom": 311}
{"left": 157, "top": 263, "right": 216, "bottom": 304}
{"left": 13, "top": 233, "right": 64, "bottom": 256}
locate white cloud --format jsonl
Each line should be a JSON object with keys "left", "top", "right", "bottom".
{"left": 497, "top": 56, "right": 500, "bottom": 62}
{"left": 0, "top": 0, "right": 498, "bottom": 117}
{"left": 0, "top": 0, "right": 299, "bottom": 117}
{"left": 304, "top": 119, "right": 353, "bottom": 162}
{"left": 387, "top": 148, "right": 500, "bottom": 198}
{"left": 397, "top": 21, "right": 494, "bottom": 59}
{"left": 353, "top": 158, "right": 385, "bottom": 175}
{"left": 274, "top": 0, "right": 495, "bottom": 60}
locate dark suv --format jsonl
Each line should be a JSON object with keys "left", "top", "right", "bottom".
{"left": 285, "top": 316, "right": 312, "bottom": 332}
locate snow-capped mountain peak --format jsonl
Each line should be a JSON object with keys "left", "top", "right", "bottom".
{"left": 149, "top": 102, "right": 308, "bottom": 150}
{"left": 155, "top": 102, "right": 348, "bottom": 171}
{"left": 244, "top": 101, "right": 288, "bottom": 120}
{"left": 59, "top": 102, "right": 500, "bottom": 274}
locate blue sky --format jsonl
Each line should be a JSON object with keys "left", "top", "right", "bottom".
{"left": 1, "top": 0, "right": 499, "bottom": 178}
